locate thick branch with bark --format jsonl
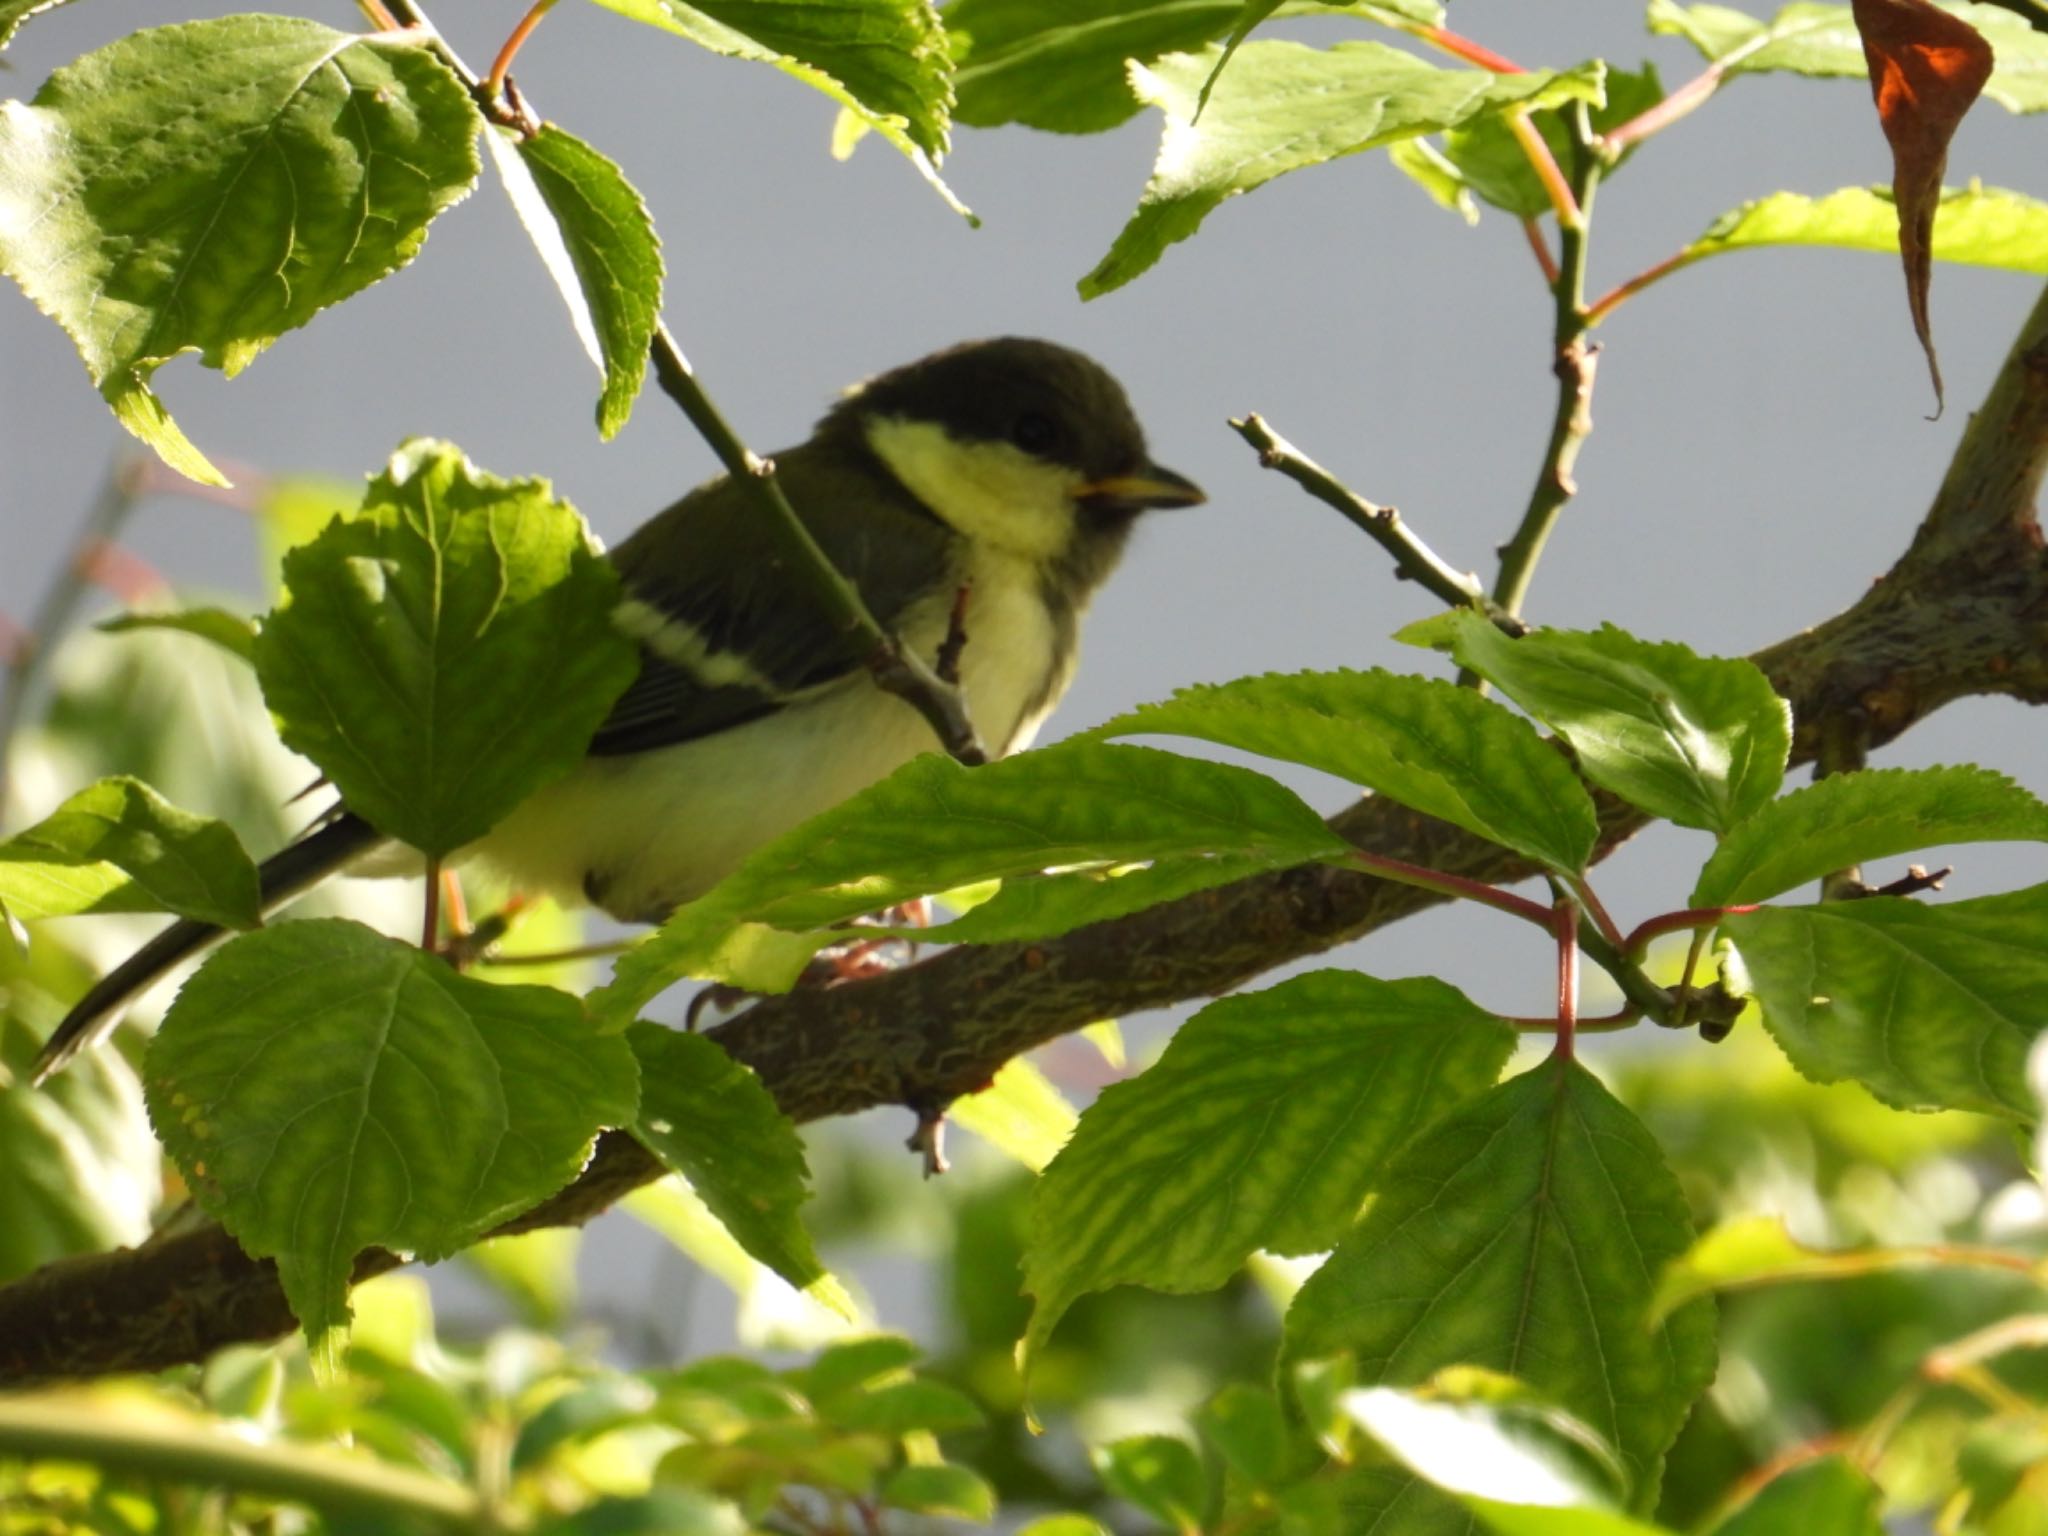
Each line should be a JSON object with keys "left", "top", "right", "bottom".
{"left": 3, "top": 287, "right": 2045, "bottom": 1389}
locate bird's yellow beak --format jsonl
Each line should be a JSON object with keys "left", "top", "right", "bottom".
{"left": 1077, "top": 462, "right": 1207, "bottom": 514}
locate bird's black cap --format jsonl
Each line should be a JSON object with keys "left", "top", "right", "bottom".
{"left": 827, "top": 337, "right": 1205, "bottom": 516}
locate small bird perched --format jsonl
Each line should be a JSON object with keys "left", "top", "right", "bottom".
{"left": 31, "top": 337, "right": 1204, "bottom": 1083}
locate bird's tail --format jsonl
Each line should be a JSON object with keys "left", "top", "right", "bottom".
{"left": 29, "top": 812, "right": 386, "bottom": 1086}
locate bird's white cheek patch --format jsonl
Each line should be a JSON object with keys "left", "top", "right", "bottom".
{"left": 864, "top": 416, "right": 1080, "bottom": 562}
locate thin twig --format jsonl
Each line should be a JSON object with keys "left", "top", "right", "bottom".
{"left": 1596, "top": 28, "right": 1783, "bottom": 160}
{"left": 1349, "top": 848, "right": 1555, "bottom": 926}
{"left": 1585, "top": 248, "right": 1692, "bottom": 326}
{"left": 647, "top": 325, "right": 986, "bottom": 763}
{"left": 1505, "top": 112, "right": 1580, "bottom": 229}
{"left": 1520, "top": 217, "right": 1560, "bottom": 285}
{"left": 1551, "top": 896, "right": 1579, "bottom": 1060}
{"left": 1490, "top": 105, "right": 1603, "bottom": 624}
{"left": 486, "top": 0, "right": 558, "bottom": 101}
{"left": 1230, "top": 415, "right": 1518, "bottom": 627}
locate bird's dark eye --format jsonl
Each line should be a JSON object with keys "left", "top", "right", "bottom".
{"left": 1010, "top": 411, "right": 1058, "bottom": 455}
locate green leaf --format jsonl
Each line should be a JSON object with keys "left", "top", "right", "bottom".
{"left": 1708, "top": 1455, "right": 1881, "bottom": 1536}
{"left": 0, "top": 776, "right": 260, "bottom": 927}
{"left": 881, "top": 1463, "right": 996, "bottom": 1520}
{"left": 485, "top": 124, "right": 663, "bottom": 440}
{"left": 1014, "top": 1520, "right": 1111, "bottom": 1536}
{"left": 1435, "top": 62, "right": 1665, "bottom": 220}
{"left": 1089, "top": 668, "right": 1600, "bottom": 874}
{"left": 1648, "top": 1216, "right": 1984, "bottom": 1325}
{"left": 1402, "top": 613, "right": 1789, "bottom": 833}
{"left": 1094, "top": 1435, "right": 1206, "bottom": 1534}
{"left": 1285, "top": 1058, "right": 1716, "bottom": 1509}
{"left": 1339, "top": 1379, "right": 1643, "bottom": 1525}
{"left": 949, "top": 1057, "right": 1077, "bottom": 1171}
{"left": 824, "top": 1378, "right": 985, "bottom": 1433}
{"left": 1387, "top": 136, "right": 1480, "bottom": 223}
{"left": 591, "top": 741, "right": 1347, "bottom": 1023}
{"left": 910, "top": 851, "right": 1278, "bottom": 945}
{"left": 799, "top": 1334, "right": 921, "bottom": 1399}
{"left": 0, "top": 1009, "right": 158, "bottom": 1283}
{"left": 98, "top": 607, "right": 258, "bottom": 666}
{"left": 1467, "top": 1505, "right": 1677, "bottom": 1536}
{"left": 585, "top": 0, "right": 959, "bottom": 195}
{"left": 947, "top": 0, "right": 1247, "bottom": 133}
{"left": 0, "top": 0, "right": 72, "bottom": 50}
{"left": 254, "top": 440, "right": 638, "bottom": 857}
{"left": 0, "top": 17, "right": 480, "bottom": 485}
{"left": 1082, "top": 43, "right": 1603, "bottom": 296}
{"left": 1719, "top": 885, "right": 2048, "bottom": 1119}
{"left": 1196, "top": 1383, "right": 1289, "bottom": 1490}
{"left": 1692, "top": 766, "right": 2048, "bottom": 907}
{"left": 1647, "top": 186, "right": 2048, "bottom": 300}
{"left": 627, "top": 1023, "right": 838, "bottom": 1301}
{"left": 1647, "top": 0, "right": 2048, "bottom": 112}
{"left": 1022, "top": 971, "right": 1514, "bottom": 1370}
{"left": 145, "top": 920, "right": 639, "bottom": 1372}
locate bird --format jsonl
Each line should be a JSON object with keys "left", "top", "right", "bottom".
{"left": 29, "top": 337, "right": 1205, "bottom": 1084}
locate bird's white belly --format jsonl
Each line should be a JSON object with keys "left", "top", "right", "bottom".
{"left": 470, "top": 548, "right": 1070, "bottom": 923}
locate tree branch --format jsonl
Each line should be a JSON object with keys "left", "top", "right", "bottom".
{"left": 5, "top": 284, "right": 2045, "bottom": 1389}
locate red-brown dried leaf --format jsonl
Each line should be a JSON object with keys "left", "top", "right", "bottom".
{"left": 1852, "top": 0, "right": 1994, "bottom": 411}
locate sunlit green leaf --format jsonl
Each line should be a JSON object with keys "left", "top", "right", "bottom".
{"left": 1647, "top": 0, "right": 2048, "bottom": 111}
{"left": 882, "top": 1463, "right": 996, "bottom": 1519}
{"left": 949, "top": 1057, "right": 1076, "bottom": 1171}
{"left": 1340, "top": 1380, "right": 1636, "bottom": 1522}
{"left": 1090, "top": 668, "right": 1600, "bottom": 873}
{"left": 591, "top": 742, "right": 1347, "bottom": 1024}
{"left": 146, "top": 920, "right": 639, "bottom": 1371}
{"left": 1625, "top": 186, "right": 2048, "bottom": 311}
{"left": 586, "top": 0, "right": 961, "bottom": 207}
{"left": 1693, "top": 766, "right": 2048, "bottom": 907}
{"left": 0, "top": 17, "right": 480, "bottom": 484}
{"left": 1434, "top": 62, "right": 1664, "bottom": 220}
{"left": 627, "top": 1023, "right": 842, "bottom": 1307}
{"left": 1286, "top": 1058, "right": 1716, "bottom": 1507}
{"left": 254, "top": 440, "right": 638, "bottom": 857}
{"left": 1403, "top": 613, "right": 1789, "bottom": 833}
{"left": 486, "top": 124, "right": 662, "bottom": 440}
{"left": 0, "top": 0, "right": 73, "bottom": 49}
{"left": 1083, "top": 42, "right": 1603, "bottom": 295}
{"left": 98, "top": 607, "right": 258, "bottom": 666}
{"left": 909, "top": 852, "right": 1277, "bottom": 944}
{"left": 824, "top": 1377, "right": 983, "bottom": 1434}
{"left": 1720, "top": 885, "right": 2048, "bottom": 1119}
{"left": 948, "top": 0, "right": 1246, "bottom": 132}
{"left": 0, "top": 776, "right": 259, "bottom": 927}
{"left": 1023, "top": 972, "right": 1513, "bottom": 1371}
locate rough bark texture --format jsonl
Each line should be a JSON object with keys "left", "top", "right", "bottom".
{"left": 4, "top": 285, "right": 2046, "bottom": 1389}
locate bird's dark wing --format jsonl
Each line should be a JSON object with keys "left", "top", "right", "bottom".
{"left": 589, "top": 438, "right": 954, "bottom": 757}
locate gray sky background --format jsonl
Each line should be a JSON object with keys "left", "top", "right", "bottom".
{"left": 3, "top": 2, "right": 2045, "bottom": 1349}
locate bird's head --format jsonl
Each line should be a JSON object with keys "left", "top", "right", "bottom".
{"left": 828, "top": 337, "right": 1205, "bottom": 577}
